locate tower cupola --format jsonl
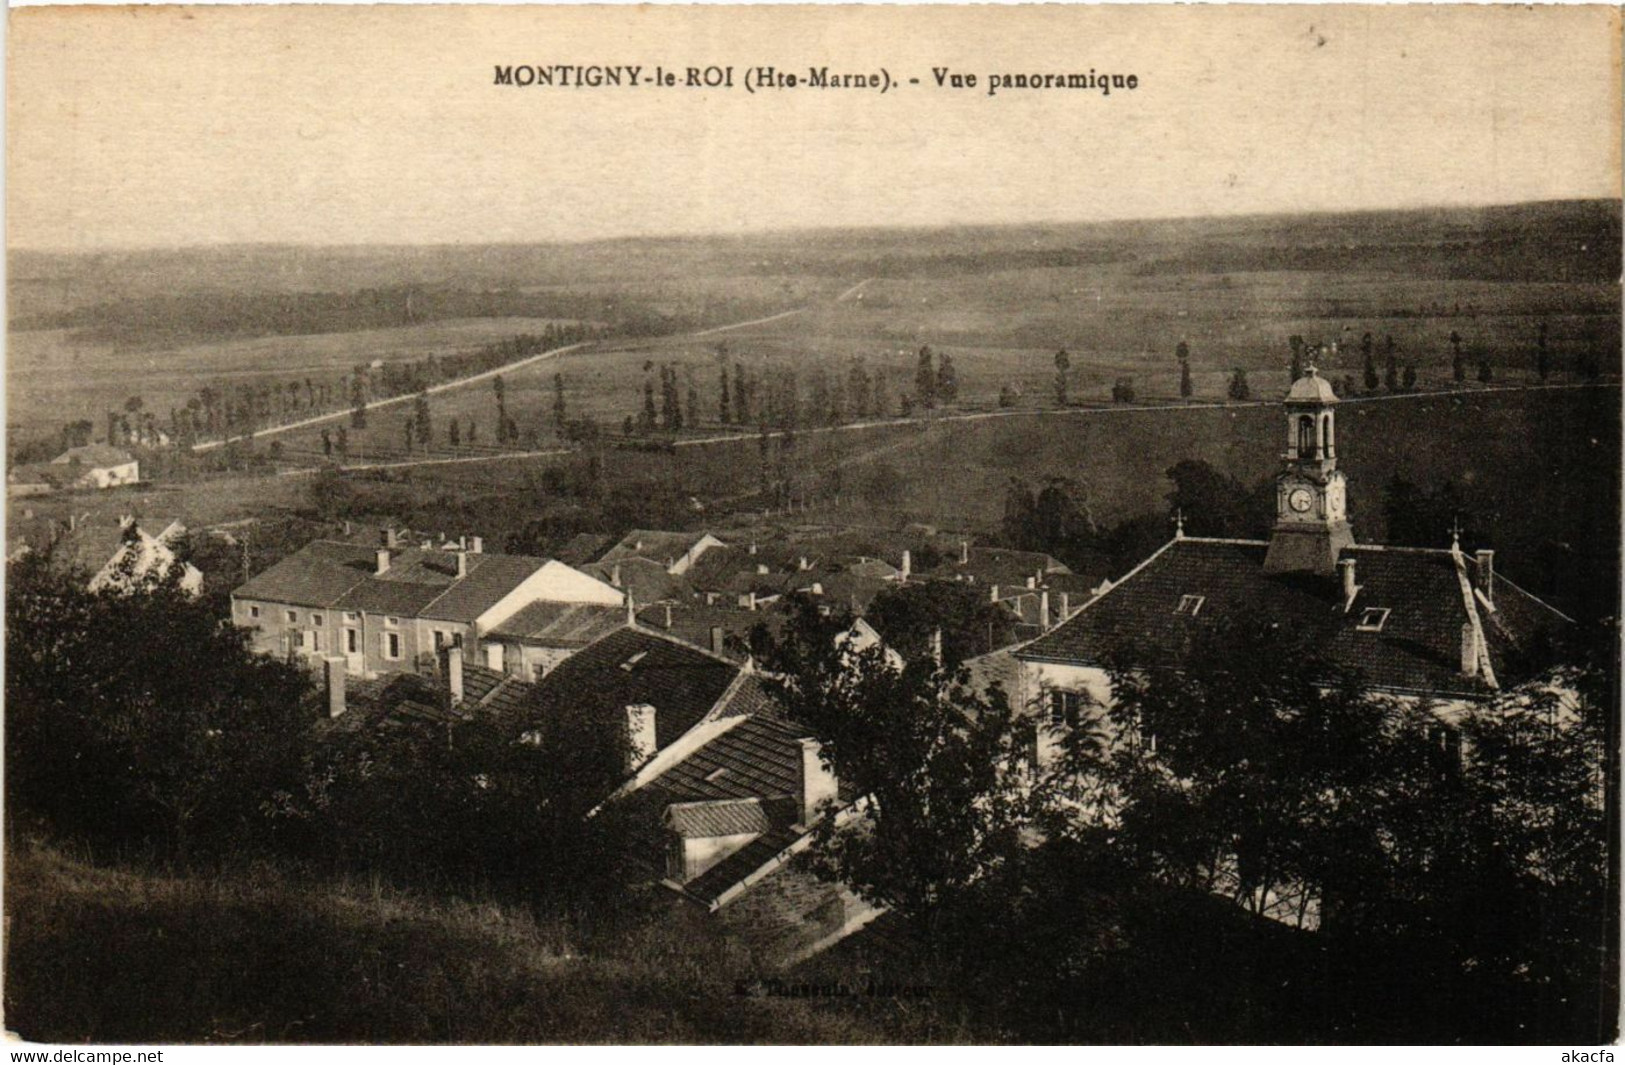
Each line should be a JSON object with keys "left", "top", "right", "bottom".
{"left": 1263, "top": 366, "right": 1355, "bottom": 576}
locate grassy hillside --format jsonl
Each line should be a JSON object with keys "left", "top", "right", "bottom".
{"left": 4, "top": 839, "right": 981, "bottom": 1044}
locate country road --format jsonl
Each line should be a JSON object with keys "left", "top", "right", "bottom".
{"left": 291, "top": 379, "right": 1619, "bottom": 477}
{"left": 192, "top": 342, "right": 590, "bottom": 453}
{"left": 196, "top": 281, "right": 875, "bottom": 454}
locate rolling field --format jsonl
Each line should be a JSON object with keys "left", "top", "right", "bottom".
{"left": 6, "top": 317, "right": 584, "bottom": 439}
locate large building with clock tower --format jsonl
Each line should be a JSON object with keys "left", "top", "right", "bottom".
{"left": 998, "top": 366, "right": 1576, "bottom": 784}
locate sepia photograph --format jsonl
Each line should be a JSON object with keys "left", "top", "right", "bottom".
{"left": 4, "top": 2, "right": 1621, "bottom": 1046}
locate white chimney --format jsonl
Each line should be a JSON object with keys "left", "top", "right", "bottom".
{"left": 960, "top": 540, "right": 969, "bottom": 565}
{"left": 445, "top": 645, "right": 465, "bottom": 706}
{"left": 385, "top": 528, "right": 400, "bottom": 548}
{"left": 900, "top": 550, "right": 911, "bottom": 580}
{"left": 375, "top": 548, "right": 391, "bottom": 575}
{"left": 1039, "top": 591, "right": 1051, "bottom": 631}
{"left": 710, "top": 626, "right": 725, "bottom": 656}
{"left": 626, "top": 703, "right": 657, "bottom": 769}
{"left": 798, "top": 737, "right": 839, "bottom": 826}
{"left": 1026, "top": 575, "right": 1036, "bottom": 590}
{"left": 1058, "top": 591, "right": 1070, "bottom": 621}
{"left": 1339, "top": 558, "right": 1359, "bottom": 611}
{"left": 455, "top": 550, "right": 469, "bottom": 579}
{"left": 798, "top": 556, "right": 810, "bottom": 571}
{"left": 1475, "top": 549, "right": 1495, "bottom": 605}
{"left": 990, "top": 583, "right": 1000, "bottom": 603}
{"left": 749, "top": 542, "right": 757, "bottom": 556}
{"left": 471, "top": 536, "right": 484, "bottom": 554}
{"left": 324, "top": 656, "right": 347, "bottom": 718}
{"left": 610, "top": 563, "right": 622, "bottom": 587}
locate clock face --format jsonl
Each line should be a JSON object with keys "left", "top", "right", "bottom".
{"left": 1288, "top": 487, "right": 1314, "bottom": 514}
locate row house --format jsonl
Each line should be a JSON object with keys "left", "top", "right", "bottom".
{"left": 231, "top": 531, "right": 624, "bottom": 677}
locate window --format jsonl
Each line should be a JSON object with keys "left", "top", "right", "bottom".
{"left": 345, "top": 628, "right": 359, "bottom": 654}
{"left": 384, "top": 632, "right": 401, "bottom": 660}
{"left": 1357, "top": 607, "right": 1390, "bottom": 632}
{"left": 433, "top": 630, "right": 448, "bottom": 651}
{"left": 312, "top": 613, "right": 324, "bottom": 628}
{"left": 311, "top": 631, "right": 323, "bottom": 653}
{"left": 286, "top": 610, "right": 298, "bottom": 624}
{"left": 343, "top": 612, "right": 358, "bottom": 624}
{"left": 1049, "top": 690, "right": 1085, "bottom": 728}
{"left": 248, "top": 605, "right": 260, "bottom": 619}
{"left": 384, "top": 616, "right": 399, "bottom": 629}
{"left": 1175, "top": 595, "right": 1205, "bottom": 616}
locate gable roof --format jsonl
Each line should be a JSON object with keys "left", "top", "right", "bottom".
{"left": 666, "top": 798, "right": 777, "bottom": 840}
{"left": 511, "top": 626, "right": 739, "bottom": 749}
{"left": 598, "top": 529, "right": 716, "bottom": 568}
{"left": 582, "top": 556, "right": 688, "bottom": 606}
{"left": 645, "top": 709, "right": 806, "bottom": 806}
{"left": 1017, "top": 537, "right": 1569, "bottom": 699}
{"left": 233, "top": 539, "right": 548, "bottom": 620}
{"left": 489, "top": 600, "right": 626, "bottom": 647}
{"left": 52, "top": 445, "right": 135, "bottom": 468}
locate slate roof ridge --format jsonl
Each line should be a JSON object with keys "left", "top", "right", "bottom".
{"left": 1180, "top": 535, "right": 1269, "bottom": 547}
{"left": 1492, "top": 571, "right": 1578, "bottom": 625}
{"left": 1014, "top": 536, "right": 1183, "bottom": 660}
{"left": 1451, "top": 542, "right": 1500, "bottom": 689}
{"left": 627, "top": 617, "right": 743, "bottom": 668}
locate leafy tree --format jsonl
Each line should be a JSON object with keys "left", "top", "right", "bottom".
{"left": 1536, "top": 322, "right": 1550, "bottom": 382}
{"left": 867, "top": 579, "right": 1018, "bottom": 666}
{"left": 1180, "top": 357, "right": 1194, "bottom": 399}
{"left": 6, "top": 556, "right": 313, "bottom": 859}
{"left": 350, "top": 377, "right": 367, "bottom": 429}
{"left": 1054, "top": 348, "right": 1072, "bottom": 405}
{"left": 1385, "top": 351, "right": 1400, "bottom": 392}
{"left": 1478, "top": 355, "right": 1493, "bottom": 383}
{"left": 1288, "top": 336, "right": 1304, "bottom": 381}
{"left": 916, "top": 346, "right": 938, "bottom": 410}
{"left": 1402, "top": 364, "right": 1417, "bottom": 391}
{"left": 413, "top": 390, "right": 431, "bottom": 446}
{"left": 1363, "top": 349, "right": 1380, "bottom": 392}
{"left": 935, "top": 353, "right": 959, "bottom": 405}
{"left": 1451, "top": 331, "right": 1466, "bottom": 382}
{"left": 448, "top": 419, "right": 461, "bottom": 447}
{"left": 719, "top": 362, "right": 732, "bottom": 424}
{"left": 1165, "top": 459, "right": 1271, "bottom": 540}
{"left": 999, "top": 384, "right": 1017, "bottom": 408}
{"left": 753, "top": 599, "right": 1029, "bottom": 929}
{"left": 1227, "top": 368, "right": 1251, "bottom": 401}
{"left": 553, "top": 372, "right": 568, "bottom": 428}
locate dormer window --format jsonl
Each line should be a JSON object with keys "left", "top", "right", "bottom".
{"left": 1357, "top": 607, "right": 1390, "bottom": 632}
{"left": 1175, "top": 595, "right": 1205, "bottom": 616}
{"left": 620, "top": 650, "right": 648, "bottom": 672}
{"left": 704, "top": 767, "right": 730, "bottom": 783}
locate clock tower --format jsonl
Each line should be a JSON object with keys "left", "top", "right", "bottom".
{"left": 1262, "top": 366, "right": 1355, "bottom": 576}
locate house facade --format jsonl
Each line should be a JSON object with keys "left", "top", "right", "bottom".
{"left": 231, "top": 532, "right": 625, "bottom": 677}
{"left": 50, "top": 445, "right": 140, "bottom": 489}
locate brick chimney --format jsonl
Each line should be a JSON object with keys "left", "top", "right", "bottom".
{"left": 1475, "top": 549, "right": 1495, "bottom": 605}
{"left": 798, "top": 737, "right": 839, "bottom": 826}
{"left": 375, "top": 548, "right": 391, "bottom": 575}
{"left": 626, "top": 703, "right": 657, "bottom": 769}
{"left": 455, "top": 550, "right": 469, "bottom": 579}
{"left": 444, "top": 644, "right": 465, "bottom": 707}
{"left": 324, "top": 656, "right": 347, "bottom": 718}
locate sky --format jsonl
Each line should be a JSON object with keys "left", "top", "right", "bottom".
{"left": 7, "top": 4, "right": 1621, "bottom": 250}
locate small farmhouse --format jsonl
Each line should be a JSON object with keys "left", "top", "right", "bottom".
{"left": 49, "top": 445, "right": 140, "bottom": 489}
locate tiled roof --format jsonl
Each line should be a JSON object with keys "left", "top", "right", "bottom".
{"left": 647, "top": 710, "right": 806, "bottom": 805}
{"left": 666, "top": 798, "right": 774, "bottom": 839}
{"left": 336, "top": 660, "right": 534, "bottom": 730}
{"left": 233, "top": 540, "right": 547, "bottom": 621}
{"left": 235, "top": 540, "right": 378, "bottom": 608}
{"left": 681, "top": 824, "right": 803, "bottom": 907}
{"left": 489, "top": 601, "right": 625, "bottom": 646}
{"left": 52, "top": 445, "right": 135, "bottom": 468}
{"left": 1017, "top": 537, "right": 1569, "bottom": 698}
{"left": 599, "top": 529, "right": 713, "bottom": 568}
{"left": 418, "top": 553, "right": 550, "bottom": 623}
{"left": 635, "top": 603, "right": 779, "bottom": 661}
{"left": 583, "top": 556, "right": 688, "bottom": 606}
{"left": 555, "top": 532, "right": 617, "bottom": 566}
{"left": 510, "top": 627, "right": 738, "bottom": 749}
